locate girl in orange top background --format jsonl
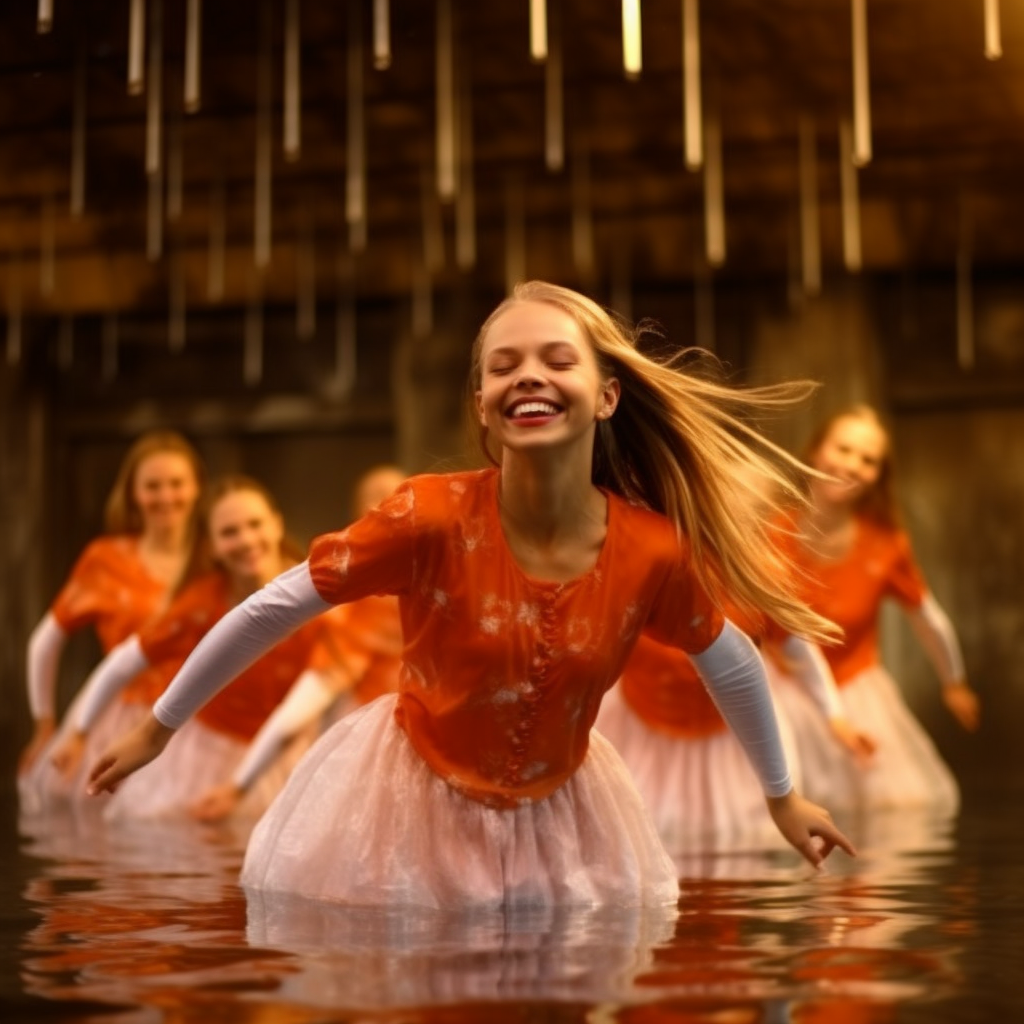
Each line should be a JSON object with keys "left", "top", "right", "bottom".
{"left": 770, "top": 405, "right": 980, "bottom": 815}
{"left": 53, "top": 475, "right": 326, "bottom": 822}
{"left": 19, "top": 431, "right": 204, "bottom": 813}
{"left": 88, "top": 282, "right": 854, "bottom": 908}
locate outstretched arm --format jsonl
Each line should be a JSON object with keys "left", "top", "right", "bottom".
{"left": 905, "top": 592, "right": 980, "bottom": 731}
{"left": 690, "top": 621, "right": 856, "bottom": 867}
{"left": 88, "top": 563, "right": 332, "bottom": 795}
{"left": 20, "top": 614, "right": 69, "bottom": 773}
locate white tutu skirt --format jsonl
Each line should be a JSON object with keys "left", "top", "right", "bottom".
{"left": 100, "top": 718, "right": 302, "bottom": 823}
{"left": 18, "top": 693, "right": 149, "bottom": 818}
{"left": 241, "top": 694, "right": 679, "bottom": 909}
{"left": 594, "top": 684, "right": 802, "bottom": 855}
{"left": 769, "top": 662, "right": 959, "bottom": 815}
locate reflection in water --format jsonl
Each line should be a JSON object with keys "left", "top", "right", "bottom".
{"left": 5, "top": 801, "right": 997, "bottom": 1022}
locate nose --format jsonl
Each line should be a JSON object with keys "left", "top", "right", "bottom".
{"left": 513, "top": 368, "right": 544, "bottom": 388}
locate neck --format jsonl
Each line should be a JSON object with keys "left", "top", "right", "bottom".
{"left": 802, "top": 495, "right": 855, "bottom": 537}
{"left": 139, "top": 522, "right": 190, "bottom": 554}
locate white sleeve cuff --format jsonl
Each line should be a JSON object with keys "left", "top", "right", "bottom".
{"left": 27, "top": 613, "right": 68, "bottom": 721}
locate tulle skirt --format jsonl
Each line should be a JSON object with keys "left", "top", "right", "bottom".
{"left": 100, "top": 718, "right": 302, "bottom": 823}
{"left": 18, "top": 693, "right": 149, "bottom": 818}
{"left": 768, "top": 662, "right": 959, "bottom": 815}
{"left": 594, "top": 683, "right": 803, "bottom": 855}
{"left": 242, "top": 694, "right": 679, "bottom": 909}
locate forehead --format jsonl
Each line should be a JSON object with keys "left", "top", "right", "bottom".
{"left": 210, "top": 490, "right": 271, "bottom": 524}
{"left": 135, "top": 450, "right": 194, "bottom": 480}
{"left": 481, "top": 301, "right": 586, "bottom": 356}
{"left": 825, "top": 415, "right": 887, "bottom": 454}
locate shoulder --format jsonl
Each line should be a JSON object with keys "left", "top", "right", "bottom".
{"left": 168, "top": 572, "right": 227, "bottom": 615}
{"left": 76, "top": 534, "right": 136, "bottom": 567}
{"left": 395, "top": 468, "right": 497, "bottom": 526}
{"left": 608, "top": 493, "right": 687, "bottom": 563}
{"left": 858, "top": 517, "right": 913, "bottom": 556}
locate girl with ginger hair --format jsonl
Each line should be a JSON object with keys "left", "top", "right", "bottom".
{"left": 771, "top": 404, "right": 979, "bottom": 814}
{"left": 19, "top": 431, "right": 204, "bottom": 812}
{"left": 89, "top": 282, "right": 853, "bottom": 907}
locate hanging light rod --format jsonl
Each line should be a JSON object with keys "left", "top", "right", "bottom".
{"left": 851, "top": 0, "right": 872, "bottom": 166}
{"left": 374, "top": 0, "right": 392, "bottom": 70}
{"left": 984, "top": 0, "right": 1002, "bottom": 60}
{"left": 530, "top": 0, "right": 548, "bottom": 62}
{"left": 37, "top": 0, "right": 53, "bottom": 33}
{"left": 128, "top": 0, "right": 145, "bottom": 95}
{"left": 184, "top": 0, "right": 202, "bottom": 111}
{"left": 622, "top": 0, "right": 642, "bottom": 80}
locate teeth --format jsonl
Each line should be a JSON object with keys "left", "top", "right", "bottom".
{"left": 511, "top": 401, "right": 559, "bottom": 416}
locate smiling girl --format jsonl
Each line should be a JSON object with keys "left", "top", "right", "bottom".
{"left": 771, "top": 404, "right": 980, "bottom": 813}
{"left": 88, "top": 282, "right": 854, "bottom": 907}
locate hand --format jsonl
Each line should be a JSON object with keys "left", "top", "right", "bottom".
{"left": 828, "top": 716, "right": 877, "bottom": 766}
{"left": 18, "top": 718, "right": 56, "bottom": 775}
{"left": 188, "top": 783, "right": 243, "bottom": 822}
{"left": 766, "top": 789, "right": 857, "bottom": 868}
{"left": 87, "top": 714, "right": 175, "bottom": 796}
{"left": 943, "top": 682, "right": 980, "bottom": 732}
{"left": 50, "top": 731, "right": 87, "bottom": 779}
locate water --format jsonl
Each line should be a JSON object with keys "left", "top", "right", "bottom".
{"left": 2, "top": 779, "right": 1021, "bottom": 1023}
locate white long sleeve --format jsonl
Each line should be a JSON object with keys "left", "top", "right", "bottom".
{"left": 689, "top": 619, "right": 793, "bottom": 798}
{"left": 908, "top": 591, "right": 967, "bottom": 687}
{"left": 72, "top": 636, "right": 151, "bottom": 733}
{"left": 777, "top": 635, "right": 844, "bottom": 721}
{"left": 27, "top": 613, "right": 69, "bottom": 721}
{"left": 231, "top": 669, "right": 337, "bottom": 792}
{"left": 153, "top": 563, "right": 332, "bottom": 729}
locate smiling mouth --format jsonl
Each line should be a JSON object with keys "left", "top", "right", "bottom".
{"left": 506, "top": 400, "right": 563, "bottom": 420}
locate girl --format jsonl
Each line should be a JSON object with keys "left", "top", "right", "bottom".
{"left": 54, "top": 476, "right": 327, "bottom": 821}
{"left": 770, "top": 404, "right": 979, "bottom": 813}
{"left": 89, "top": 282, "right": 853, "bottom": 907}
{"left": 19, "top": 431, "right": 204, "bottom": 811}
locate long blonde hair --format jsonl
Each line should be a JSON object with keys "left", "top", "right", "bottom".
{"left": 103, "top": 431, "right": 205, "bottom": 535}
{"left": 471, "top": 281, "right": 839, "bottom": 644}
{"left": 802, "top": 403, "right": 901, "bottom": 529}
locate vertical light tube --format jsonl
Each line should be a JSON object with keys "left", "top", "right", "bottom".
{"left": 284, "top": 0, "right": 301, "bottom": 161}
{"left": 851, "top": 0, "right": 872, "bottom": 166}
{"left": 40, "top": 195, "right": 56, "bottom": 297}
{"left": 57, "top": 315, "right": 75, "bottom": 370}
{"left": 956, "top": 198, "right": 975, "bottom": 371}
{"left": 335, "top": 253, "right": 357, "bottom": 394}
{"left": 38, "top": 0, "right": 53, "bottom": 34}
{"left": 255, "top": 0, "right": 272, "bottom": 269}
{"left": 169, "top": 245, "right": 186, "bottom": 352}
{"left": 455, "top": 61, "right": 476, "bottom": 270}
{"left": 70, "top": 41, "right": 87, "bottom": 217}
{"left": 703, "top": 112, "right": 725, "bottom": 266}
{"left": 167, "top": 112, "right": 183, "bottom": 220}
{"left": 373, "top": 0, "right": 391, "bottom": 70}
{"left": 297, "top": 208, "right": 316, "bottom": 339}
{"left": 505, "top": 174, "right": 526, "bottom": 295}
{"left": 185, "top": 0, "right": 202, "bottom": 111}
{"left": 102, "top": 313, "right": 119, "bottom": 382}
{"left": 347, "top": 1, "right": 367, "bottom": 247}
{"left": 147, "top": 168, "right": 164, "bottom": 260}
{"left": 244, "top": 284, "right": 264, "bottom": 385}
{"left": 128, "top": 0, "right": 146, "bottom": 96}
{"left": 622, "top": 0, "right": 642, "bottom": 80}
{"left": 530, "top": 0, "right": 548, "bottom": 62}
{"left": 422, "top": 166, "right": 444, "bottom": 273}
{"left": 798, "top": 116, "right": 821, "bottom": 295}
{"left": 207, "top": 171, "right": 225, "bottom": 300}
{"left": 682, "top": 0, "right": 702, "bottom": 169}
{"left": 984, "top": 0, "right": 1002, "bottom": 60}
{"left": 436, "top": 0, "right": 456, "bottom": 201}
{"left": 839, "top": 118, "right": 862, "bottom": 271}
{"left": 146, "top": 0, "right": 163, "bottom": 177}
{"left": 571, "top": 135, "right": 595, "bottom": 278}
{"left": 545, "top": 0, "right": 564, "bottom": 172}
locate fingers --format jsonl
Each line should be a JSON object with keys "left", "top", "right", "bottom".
{"left": 813, "top": 819, "right": 857, "bottom": 858}
{"left": 86, "top": 756, "right": 122, "bottom": 796}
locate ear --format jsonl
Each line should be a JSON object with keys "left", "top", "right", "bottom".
{"left": 475, "top": 390, "right": 487, "bottom": 427}
{"left": 595, "top": 377, "right": 621, "bottom": 421}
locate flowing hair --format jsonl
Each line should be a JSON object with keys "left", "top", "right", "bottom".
{"left": 470, "top": 281, "right": 839, "bottom": 645}
{"left": 103, "top": 430, "right": 205, "bottom": 536}
{"left": 176, "top": 474, "right": 304, "bottom": 593}
{"left": 802, "top": 404, "right": 901, "bottom": 529}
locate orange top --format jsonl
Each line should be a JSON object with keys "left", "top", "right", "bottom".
{"left": 620, "top": 603, "right": 769, "bottom": 739}
{"left": 50, "top": 536, "right": 168, "bottom": 652}
{"left": 307, "top": 468, "right": 724, "bottom": 809}
{"left": 308, "top": 595, "right": 402, "bottom": 706}
{"left": 139, "top": 571, "right": 323, "bottom": 741}
{"left": 787, "top": 517, "right": 925, "bottom": 685}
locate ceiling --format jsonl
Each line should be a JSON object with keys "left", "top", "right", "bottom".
{"left": 2, "top": 0, "right": 1024, "bottom": 320}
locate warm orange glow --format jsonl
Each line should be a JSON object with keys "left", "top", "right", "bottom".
{"left": 623, "top": 0, "right": 642, "bottom": 79}
{"left": 682, "top": 0, "right": 702, "bottom": 169}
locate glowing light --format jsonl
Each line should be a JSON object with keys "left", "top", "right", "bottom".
{"left": 622, "top": 0, "right": 642, "bottom": 79}
{"left": 530, "top": 0, "right": 548, "bottom": 61}
{"left": 128, "top": 0, "right": 145, "bottom": 95}
{"left": 985, "top": 0, "right": 1002, "bottom": 59}
{"left": 703, "top": 112, "right": 725, "bottom": 266}
{"left": 851, "top": 0, "right": 872, "bottom": 166}
{"left": 185, "top": 0, "right": 202, "bottom": 111}
{"left": 436, "top": 0, "right": 455, "bottom": 200}
{"left": 839, "top": 119, "right": 862, "bottom": 271}
{"left": 682, "top": 0, "right": 702, "bottom": 169}
{"left": 373, "top": 0, "right": 392, "bottom": 69}
{"left": 284, "top": 0, "right": 301, "bottom": 160}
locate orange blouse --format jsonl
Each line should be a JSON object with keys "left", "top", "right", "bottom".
{"left": 307, "top": 468, "right": 724, "bottom": 809}
{"left": 139, "top": 572, "right": 323, "bottom": 741}
{"left": 308, "top": 595, "right": 402, "bottom": 706}
{"left": 620, "top": 604, "right": 768, "bottom": 739}
{"left": 50, "top": 536, "right": 168, "bottom": 652}
{"left": 787, "top": 517, "right": 925, "bottom": 685}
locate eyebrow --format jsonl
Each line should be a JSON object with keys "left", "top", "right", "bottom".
{"left": 485, "top": 340, "right": 580, "bottom": 358}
